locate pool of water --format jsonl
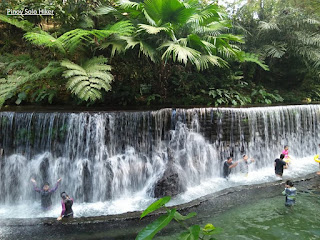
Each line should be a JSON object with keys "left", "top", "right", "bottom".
{"left": 157, "top": 184, "right": 320, "bottom": 240}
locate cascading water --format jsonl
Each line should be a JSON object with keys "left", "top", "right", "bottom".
{"left": 0, "top": 105, "right": 319, "bottom": 218}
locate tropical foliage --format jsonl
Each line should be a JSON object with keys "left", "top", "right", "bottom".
{"left": 0, "top": 0, "right": 319, "bottom": 108}
{"left": 136, "top": 196, "right": 221, "bottom": 240}
{"left": 61, "top": 57, "right": 113, "bottom": 102}
{"left": 230, "top": 0, "right": 320, "bottom": 102}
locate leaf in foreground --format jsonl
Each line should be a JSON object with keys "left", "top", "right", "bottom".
{"left": 140, "top": 196, "right": 171, "bottom": 219}
{"left": 136, "top": 208, "right": 176, "bottom": 240}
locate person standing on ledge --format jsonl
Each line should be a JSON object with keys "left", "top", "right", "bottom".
{"left": 275, "top": 154, "right": 288, "bottom": 178}
{"left": 31, "top": 178, "right": 62, "bottom": 210}
{"left": 223, "top": 157, "right": 238, "bottom": 178}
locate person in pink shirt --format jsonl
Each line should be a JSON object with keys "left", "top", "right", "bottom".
{"left": 282, "top": 145, "right": 290, "bottom": 162}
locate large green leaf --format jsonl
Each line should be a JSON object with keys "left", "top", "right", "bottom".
{"left": 136, "top": 209, "right": 176, "bottom": 240}
{"left": 140, "top": 196, "right": 171, "bottom": 219}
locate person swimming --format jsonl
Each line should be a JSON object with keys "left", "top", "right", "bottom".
{"left": 282, "top": 180, "right": 296, "bottom": 207}
{"left": 57, "top": 192, "right": 74, "bottom": 220}
{"left": 31, "top": 178, "right": 62, "bottom": 210}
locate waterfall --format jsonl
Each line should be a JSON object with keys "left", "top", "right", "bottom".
{"left": 0, "top": 105, "right": 319, "bottom": 217}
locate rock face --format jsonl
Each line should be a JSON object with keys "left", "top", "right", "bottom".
{"left": 153, "top": 165, "right": 186, "bottom": 198}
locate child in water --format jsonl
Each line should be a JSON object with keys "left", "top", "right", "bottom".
{"left": 57, "top": 192, "right": 74, "bottom": 220}
{"left": 282, "top": 145, "right": 290, "bottom": 162}
{"left": 282, "top": 180, "right": 296, "bottom": 207}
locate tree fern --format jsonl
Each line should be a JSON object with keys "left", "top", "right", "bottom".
{"left": 58, "top": 21, "right": 134, "bottom": 54}
{"left": 61, "top": 57, "right": 114, "bottom": 102}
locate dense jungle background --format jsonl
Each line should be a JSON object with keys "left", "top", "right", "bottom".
{"left": 0, "top": 0, "right": 319, "bottom": 108}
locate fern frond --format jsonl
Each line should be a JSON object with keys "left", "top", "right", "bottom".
{"left": 106, "top": 20, "right": 135, "bottom": 36}
{"left": 0, "top": 71, "right": 30, "bottom": 108}
{"left": 24, "top": 31, "right": 66, "bottom": 55}
{"left": 0, "top": 14, "right": 34, "bottom": 31}
{"left": 119, "top": 0, "right": 142, "bottom": 11}
{"left": 61, "top": 57, "right": 114, "bottom": 102}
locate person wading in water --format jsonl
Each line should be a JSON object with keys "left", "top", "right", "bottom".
{"left": 31, "top": 178, "right": 62, "bottom": 210}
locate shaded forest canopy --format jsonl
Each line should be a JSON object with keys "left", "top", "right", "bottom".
{"left": 0, "top": 0, "right": 319, "bottom": 108}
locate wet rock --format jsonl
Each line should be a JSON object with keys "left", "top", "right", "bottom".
{"left": 153, "top": 165, "right": 186, "bottom": 198}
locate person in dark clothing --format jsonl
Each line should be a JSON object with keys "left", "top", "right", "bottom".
{"left": 275, "top": 154, "right": 288, "bottom": 178}
{"left": 223, "top": 157, "right": 238, "bottom": 178}
{"left": 31, "top": 178, "right": 62, "bottom": 210}
{"left": 57, "top": 192, "right": 74, "bottom": 220}
{"left": 282, "top": 180, "right": 296, "bottom": 207}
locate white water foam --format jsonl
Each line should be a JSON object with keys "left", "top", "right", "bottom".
{"left": 0, "top": 156, "right": 317, "bottom": 218}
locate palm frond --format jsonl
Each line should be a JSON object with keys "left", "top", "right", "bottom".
{"left": 138, "top": 24, "right": 169, "bottom": 34}
{"left": 294, "top": 31, "right": 320, "bottom": 47}
{"left": 262, "top": 43, "right": 287, "bottom": 58}
{"left": 258, "top": 20, "right": 280, "bottom": 32}
{"left": 199, "top": 55, "right": 228, "bottom": 70}
{"left": 99, "top": 36, "right": 127, "bottom": 58}
{"left": 124, "top": 37, "right": 157, "bottom": 62}
{"left": 238, "top": 52, "right": 269, "bottom": 71}
{"left": 294, "top": 46, "right": 320, "bottom": 68}
{"left": 160, "top": 40, "right": 201, "bottom": 69}
{"left": 95, "top": 6, "right": 118, "bottom": 16}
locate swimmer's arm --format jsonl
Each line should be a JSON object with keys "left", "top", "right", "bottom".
{"left": 31, "top": 178, "right": 40, "bottom": 192}
{"left": 229, "top": 162, "right": 238, "bottom": 169}
{"left": 50, "top": 178, "right": 62, "bottom": 193}
{"left": 57, "top": 201, "right": 65, "bottom": 221}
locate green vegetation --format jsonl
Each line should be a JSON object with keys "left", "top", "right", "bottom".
{"left": 136, "top": 196, "right": 221, "bottom": 240}
{"left": 0, "top": 0, "right": 319, "bottom": 108}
